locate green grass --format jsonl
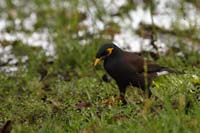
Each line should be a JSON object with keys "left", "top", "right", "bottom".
{"left": 0, "top": 0, "right": 200, "bottom": 132}
{"left": 0, "top": 49, "right": 199, "bottom": 132}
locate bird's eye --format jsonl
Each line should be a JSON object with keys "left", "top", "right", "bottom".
{"left": 101, "top": 51, "right": 108, "bottom": 56}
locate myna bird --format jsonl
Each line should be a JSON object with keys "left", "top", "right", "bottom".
{"left": 94, "top": 43, "right": 182, "bottom": 104}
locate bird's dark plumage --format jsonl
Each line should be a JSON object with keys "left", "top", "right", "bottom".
{"left": 95, "top": 43, "right": 181, "bottom": 104}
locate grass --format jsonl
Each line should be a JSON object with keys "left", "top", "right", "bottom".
{"left": 0, "top": 0, "right": 200, "bottom": 132}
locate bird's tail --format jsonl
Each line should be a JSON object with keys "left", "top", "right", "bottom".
{"left": 162, "top": 67, "right": 185, "bottom": 74}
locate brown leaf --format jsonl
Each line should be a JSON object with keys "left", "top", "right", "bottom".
{"left": 102, "top": 97, "right": 124, "bottom": 106}
{"left": 141, "top": 99, "right": 153, "bottom": 114}
{"left": 112, "top": 113, "right": 128, "bottom": 121}
{"left": 75, "top": 101, "right": 92, "bottom": 110}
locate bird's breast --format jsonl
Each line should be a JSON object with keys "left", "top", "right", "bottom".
{"left": 104, "top": 57, "right": 131, "bottom": 82}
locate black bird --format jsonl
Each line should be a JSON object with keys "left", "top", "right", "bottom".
{"left": 94, "top": 43, "right": 181, "bottom": 104}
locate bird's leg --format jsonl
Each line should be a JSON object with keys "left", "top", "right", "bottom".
{"left": 116, "top": 81, "right": 127, "bottom": 105}
{"left": 118, "top": 84, "right": 127, "bottom": 105}
{"left": 119, "top": 90, "right": 127, "bottom": 105}
{"left": 101, "top": 82, "right": 127, "bottom": 106}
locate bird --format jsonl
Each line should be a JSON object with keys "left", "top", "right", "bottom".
{"left": 94, "top": 43, "right": 182, "bottom": 104}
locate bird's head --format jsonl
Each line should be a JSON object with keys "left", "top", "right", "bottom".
{"left": 94, "top": 43, "right": 121, "bottom": 66}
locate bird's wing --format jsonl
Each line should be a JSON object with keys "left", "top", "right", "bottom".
{"left": 123, "top": 52, "right": 167, "bottom": 73}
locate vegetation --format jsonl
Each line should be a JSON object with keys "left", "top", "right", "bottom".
{"left": 0, "top": 0, "right": 200, "bottom": 132}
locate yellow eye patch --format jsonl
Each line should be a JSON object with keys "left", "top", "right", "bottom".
{"left": 107, "top": 48, "right": 114, "bottom": 55}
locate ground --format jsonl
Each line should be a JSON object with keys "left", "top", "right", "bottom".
{"left": 0, "top": 0, "right": 200, "bottom": 132}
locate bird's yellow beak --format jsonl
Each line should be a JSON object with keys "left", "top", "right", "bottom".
{"left": 94, "top": 58, "right": 101, "bottom": 66}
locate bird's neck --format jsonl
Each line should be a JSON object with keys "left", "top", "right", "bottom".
{"left": 104, "top": 48, "right": 123, "bottom": 65}
{"left": 104, "top": 51, "right": 121, "bottom": 64}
